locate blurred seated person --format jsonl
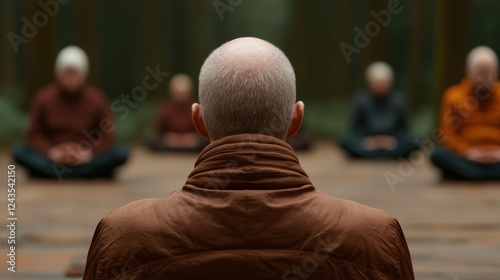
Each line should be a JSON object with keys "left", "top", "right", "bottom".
{"left": 340, "top": 62, "right": 419, "bottom": 158}
{"left": 147, "top": 74, "right": 207, "bottom": 152}
{"left": 431, "top": 46, "right": 500, "bottom": 180}
{"left": 12, "top": 46, "right": 128, "bottom": 179}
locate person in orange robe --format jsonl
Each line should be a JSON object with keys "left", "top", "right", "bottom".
{"left": 431, "top": 46, "right": 500, "bottom": 180}
{"left": 147, "top": 74, "right": 207, "bottom": 152}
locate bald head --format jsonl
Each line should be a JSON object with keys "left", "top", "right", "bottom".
{"left": 54, "top": 46, "right": 89, "bottom": 94}
{"left": 466, "top": 46, "right": 498, "bottom": 89}
{"left": 198, "top": 37, "right": 297, "bottom": 140}
{"left": 365, "top": 61, "right": 394, "bottom": 96}
{"left": 218, "top": 38, "right": 279, "bottom": 70}
{"left": 169, "top": 74, "right": 194, "bottom": 104}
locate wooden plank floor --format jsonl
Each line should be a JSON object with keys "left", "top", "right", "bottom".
{"left": 0, "top": 142, "right": 499, "bottom": 279}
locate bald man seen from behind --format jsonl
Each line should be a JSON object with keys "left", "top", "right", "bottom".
{"left": 431, "top": 46, "right": 500, "bottom": 180}
{"left": 83, "top": 37, "right": 414, "bottom": 280}
{"left": 12, "top": 46, "right": 128, "bottom": 179}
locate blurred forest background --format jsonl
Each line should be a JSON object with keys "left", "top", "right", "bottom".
{"left": 0, "top": 0, "right": 499, "bottom": 144}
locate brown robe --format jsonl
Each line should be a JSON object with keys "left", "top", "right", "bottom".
{"left": 84, "top": 134, "right": 414, "bottom": 280}
{"left": 28, "top": 83, "right": 114, "bottom": 155}
{"left": 156, "top": 100, "right": 195, "bottom": 135}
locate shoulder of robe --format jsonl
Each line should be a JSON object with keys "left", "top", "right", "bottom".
{"left": 321, "top": 194, "right": 396, "bottom": 231}
{"left": 101, "top": 197, "right": 175, "bottom": 233}
{"left": 442, "top": 81, "right": 470, "bottom": 104}
{"left": 33, "top": 84, "right": 59, "bottom": 103}
{"left": 354, "top": 91, "right": 372, "bottom": 106}
{"left": 84, "top": 84, "right": 109, "bottom": 104}
{"left": 390, "top": 91, "right": 406, "bottom": 105}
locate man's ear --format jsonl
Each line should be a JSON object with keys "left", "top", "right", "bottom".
{"left": 191, "top": 103, "right": 210, "bottom": 140}
{"left": 286, "top": 101, "right": 305, "bottom": 139}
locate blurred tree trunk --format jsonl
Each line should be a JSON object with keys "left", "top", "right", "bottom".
{"left": 25, "top": 1, "right": 59, "bottom": 100}
{"left": 330, "top": 0, "right": 350, "bottom": 100}
{"left": 362, "top": 0, "right": 389, "bottom": 67}
{"left": 407, "top": 0, "right": 425, "bottom": 112}
{"left": 76, "top": 0, "right": 101, "bottom": 87}
{"left": 184, "top": 1, "right": 211, "bottom": 83}
{"left": 288, "top": 1, "right": 354, "bottom": 101}
{"left": 434, "top": 0, "right": 471, "bottom": 106}
{"left": 140, "top": 0, "right": 170, "bottom": 101}
{"left": 1, "top": 1, "right": 17, "bottom": 86}
{"left": 96, "top": 0, "right": 133, "bottom": 99}
{"left": 287, "top": 0, "right": 315, "bottom": 101}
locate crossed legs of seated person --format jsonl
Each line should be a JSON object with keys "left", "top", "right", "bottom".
{"left": 147, "top": 132, "right": 208, "bottom": 152}
{"left": 12, "top": 144, "right": 129, "bottom": 179}
{"left": 431, "top": 147, "right": 500, "bottom": 180}
{"left": 340, "top": 135, "right": 420, "bottom": 159}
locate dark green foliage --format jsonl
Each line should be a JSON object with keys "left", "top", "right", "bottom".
{"left": 1, "top": 0, "right": 497, "bottom": 144}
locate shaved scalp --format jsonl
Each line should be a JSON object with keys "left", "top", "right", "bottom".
{"left": 199, "top": 37, "right": 296, "bottom": 140}
{"left": 467, "top": 46, "right": 498, "bottom": 71}
{"left": 170, "top": 74, "right": 193, "bottom": 91}
{"left": 365, "top": 61, "right": 394, "bottom": 83}
{"left": 466, "top": 46, "right": 499, "bottom": 87}
{"left": 55, "top": 45, "right": 89, "bottom": 76}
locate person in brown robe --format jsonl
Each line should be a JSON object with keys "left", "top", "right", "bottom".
{"left": 147, "top": 74, "right": 207, "bottom": 152}
{"left": 12, "top": 46, "right": 128, "bottom": 179}
{"left": 84, "top": 37, "right": 414, "bottom": 279}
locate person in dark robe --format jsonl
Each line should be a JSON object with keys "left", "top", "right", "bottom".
{"left": 12, "top": 46, "right": 128, "bottom": 179}
{"left": 431, "top": 46, "right": 500, "bottom": 180}
{"left": 147, "top": 74, "right": 207, "bottom": 152}
{"left": 340, "top": 62, "right": 419, "bottom": 159}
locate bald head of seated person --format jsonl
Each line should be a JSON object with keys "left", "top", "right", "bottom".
{"left": 12, "top": 46, "right": 128, "bottom": 179}
{"left": 83, "top": 38, "right": 414, "bottom": 280}
{"left": 147, "top": 74, "right": 207, "bottom": 152}
{"left": 431, "top": 46, "right": 500, "bottom": 180}
{"left": 340, "top": 62, "right": 419, "bottom": 159}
